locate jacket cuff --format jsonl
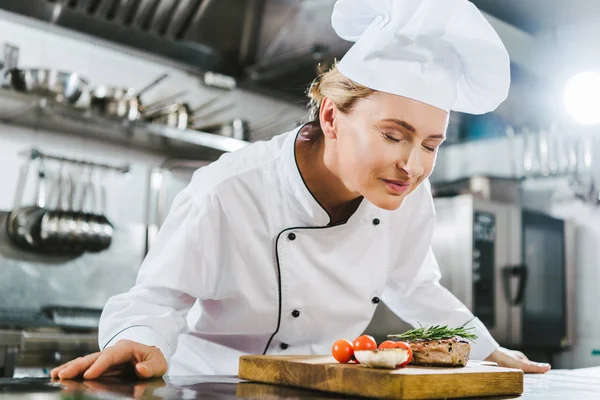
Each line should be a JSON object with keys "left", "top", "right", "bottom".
{"left": 463, "top": 317, "right": 500, "bottom": 361}
{"left": 101, "top": 325, "right": 172, "bottom": 365}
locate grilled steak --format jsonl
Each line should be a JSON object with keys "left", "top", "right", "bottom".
{"left": 408, "top": 337, "right": 470, "bottom": 367}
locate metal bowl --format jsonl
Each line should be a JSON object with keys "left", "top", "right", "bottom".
{"left": 90, "top": 86, "right": 141, "bottom": 121}
{"left": 144, "top": 103, "right": 192, "bottom": 130}
{"left": 5, "top": 68, "right": 88, "bottom": 104}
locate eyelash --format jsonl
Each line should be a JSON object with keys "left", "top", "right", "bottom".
{"left": 383, "top": 133, "right": 437, "bottom": 152}
{"left": 383, "top": 133, "right": 402, "bottom": 143}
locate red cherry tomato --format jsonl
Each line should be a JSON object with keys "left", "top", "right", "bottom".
{"left": 352, "top": 335, "right": 377, "bottom": 351}
{"left": 394, "top": 341, "right": 413, "bottom": 367}
{"left": 332, "top": 339, "right": 354, "bottom": 363}
{"left": 378, "top": 340, "right": 397, "bottom": 350}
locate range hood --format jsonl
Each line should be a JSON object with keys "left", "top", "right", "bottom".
{"left": 0, "top": 0, "right": 542, "bottom": 110}
{"left": 0, "top": 0, "right": 348, "bottom": 101}
{"left": 0, "top": 0, "right": 257, "bottom": 74}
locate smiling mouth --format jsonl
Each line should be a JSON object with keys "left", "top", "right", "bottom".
{"left": 381, "top": 178, "right": 411, "bottom": 194}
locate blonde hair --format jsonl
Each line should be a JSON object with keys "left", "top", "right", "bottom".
{"left": 307, "top": 66, "right": 375, "bottom": 122}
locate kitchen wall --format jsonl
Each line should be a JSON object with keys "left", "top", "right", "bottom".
{"left": 431, "top": 133, "right": 600, "bottom": 369}
{"left": 0, "top": 11, "right": 308, "bottom": 308}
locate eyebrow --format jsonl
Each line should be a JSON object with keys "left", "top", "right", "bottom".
{"left": 382, "top": 118, "right": 445, "bottom": 139}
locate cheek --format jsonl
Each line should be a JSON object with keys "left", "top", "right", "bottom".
{"left": 337, "top": 126, "right": 377, "bottom": 168}
{"left": 343, "top": 136, "right": 391, "bottom": 179}
{"left": 423, "top": 152, "right": 438, "bottom": 176}
{"left": 415, "top": 152, "right": 437, "bottom": 186}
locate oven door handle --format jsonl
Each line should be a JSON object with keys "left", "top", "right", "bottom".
{"left": 502, "top": 264, "right": 528, "bottom": 306}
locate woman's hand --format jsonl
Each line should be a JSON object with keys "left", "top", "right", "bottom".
{"left": 50, "top": 340, "right": 168, "bottom": 380}
{"left": 486, "top": 347, "right": 551, "bottom": 373}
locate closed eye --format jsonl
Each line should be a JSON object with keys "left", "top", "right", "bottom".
{"left": 383, "top": 133, "right": 403, "bottom": 143}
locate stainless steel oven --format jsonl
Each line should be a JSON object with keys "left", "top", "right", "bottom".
{"left": 432, "top": 194, "right": 576, "bottom": 352}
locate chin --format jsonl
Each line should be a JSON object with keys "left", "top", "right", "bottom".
{"left": 368, "top": 195, "right": 405, "bottom": 211}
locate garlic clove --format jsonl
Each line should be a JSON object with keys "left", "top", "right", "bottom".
{"left": 354, "top": 349, "right": 410, "bottom": 369}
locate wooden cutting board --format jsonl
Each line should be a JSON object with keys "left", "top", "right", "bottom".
{"left": 238, "top": 355, "right": 523, "bottom": 400}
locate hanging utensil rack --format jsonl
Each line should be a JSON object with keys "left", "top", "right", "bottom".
{"left": 20, "top": 148, "right": 130, "bottom": 174}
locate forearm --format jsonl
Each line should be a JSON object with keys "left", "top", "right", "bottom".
{"left": 99, "top": 286, "right": 195, "bottom": 365}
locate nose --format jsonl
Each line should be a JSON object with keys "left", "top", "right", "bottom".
{"left": 398, "top": 147, "right": 425, "bottom": 178}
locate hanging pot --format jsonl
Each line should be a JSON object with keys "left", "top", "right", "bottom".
{"left": 90, "top": 73, "right": 168, "bottom": 121}
{"left": 5, "top": 68, "right": 87, "bottom": 104}
{"left": 6, "top": 161, "right": 47, "bottom": 250}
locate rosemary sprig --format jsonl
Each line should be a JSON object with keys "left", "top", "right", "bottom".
{"left": 387, "top": 325, "right": 478, "bottom": 342}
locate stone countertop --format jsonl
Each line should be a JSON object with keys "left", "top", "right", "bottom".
{"left": 0, "top": 367, "right": 598, "bottom": 399}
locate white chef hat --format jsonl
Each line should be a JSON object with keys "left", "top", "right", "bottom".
{"left": 331, "top": 0, "right": 511, "bottom": 115}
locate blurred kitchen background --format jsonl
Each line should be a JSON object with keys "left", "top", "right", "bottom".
{"left": 0, "top": 0, "right": 598, "bottom": 378}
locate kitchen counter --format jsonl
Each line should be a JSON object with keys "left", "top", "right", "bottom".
{"left": 0, "top": 368, "right": 599, "bottom": 399}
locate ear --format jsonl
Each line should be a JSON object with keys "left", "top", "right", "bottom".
{"left": 319, "top": 97, "right": 338, "bottom": 139}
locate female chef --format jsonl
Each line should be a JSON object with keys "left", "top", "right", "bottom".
{"left": 52, "top": 0, "right": 551, "bottom": 379}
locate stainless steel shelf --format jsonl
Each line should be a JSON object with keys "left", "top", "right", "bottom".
{"left": 0, "top": 88, "right": 249, "bottom": 160}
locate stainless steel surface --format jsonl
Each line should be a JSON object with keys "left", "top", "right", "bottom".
{"left": 564, "top": 220, "right": 576, "bottom": 348}
{"left": 0, "top": 88, "right": 249, "bottom": 159}
{"left": 1, "top": 329, "right": 99, "bottom": 375}
{"left": 433, "top": 195, "right": 522, "bottom": 346}
{"left": 90, "top": 73, "right": 169, "bottom": 122}
{"left": 431, "top": 193, "right": 576, "bottom": 351}
{"left": 0, "top": 330, "right": 22, "bottom": 378}
{"left": 7, "top": 150, "right": 123, "bottom": 255}
{"left": 144, "top": 123, "right": 248, "bottom": 154}
{"left": 144, "top": 95, "right": 236, "bottom": 131}
{"left": 142, "top": 89, "right": 190, "bottom": 114}
{"left": 5, "top": 68, "right": 88, "bottom": 104}
{"left": 145, "top": 102, "right": 192, "bottom": 130}
{"left": 1, "top": 369, "right": 600, "bottom": 398}
{"left": 506, "top": 202, "right": 523, "bottom": 346}
{"left": 196, "top": 117, "right": 250, "bottom": 141}
{"left": 0, "top": 0, "right": 334, "bottom": 101}
{"left": 432, "top": 176, "right": 522, "bottom": 204}
{"left": 23, "top": 148, "right": 130, "bottom": 174}
{"left": 0, "top": 331, "right": 22, "bottom": 347}
{"left": 0, "top": 0, "right": 234, "bottom": 73}
{"left": 432, "top": 195, "right": 475, "bottom": 310}
{"left": 7, "top": 161, "right": 48, "bottom": 251}
{"left": 0, "top": 209, "right": 144, "bottom": 309}
{"left": 1, "top": 43, "right": 19, "bottom": 73}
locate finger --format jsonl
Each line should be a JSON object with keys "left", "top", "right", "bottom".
{"left": 56, "top": 354, "right": 102, "bottom": 380}
{"left": 51, "top": 357, "right": 87, "bottom": 379}
{"left": 134, "top": 360, "right": 165, "bottom": 379}
{"left": 83, "top": 346, "right": 133, "bottom": 380}
{"left": 521, "top": 361, "right": 551, "bottom": 374}
{"left": 513, "top": 350, "right": 529, "bottom": 362}
{"left": 50, "top": 364, "right": 69, "bottom": 380}
{"left": 135, "top": 348, "right": 168, "bottom": 379}
{"left": 100, "top": 367, "right": 132, "bottom": 377}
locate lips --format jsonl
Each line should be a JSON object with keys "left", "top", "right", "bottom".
{"left": 382, "top": 178, "right": 411, "bottom": 194}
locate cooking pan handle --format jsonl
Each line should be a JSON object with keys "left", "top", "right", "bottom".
{"left": 143, "top": 89, "right": 189, "bottom": 112}
{"left": 12, "top": 158, "right": 31, "bottom": 210}
{"left": 135, "top": 72, "right": 169, "bottom": 97}
{"left": 502, "top": 264, "right": 528, "bottom": 306}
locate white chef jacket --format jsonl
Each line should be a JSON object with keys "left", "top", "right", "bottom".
{"left": 99, "top": 125, "right": 500, "bottom": 376}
